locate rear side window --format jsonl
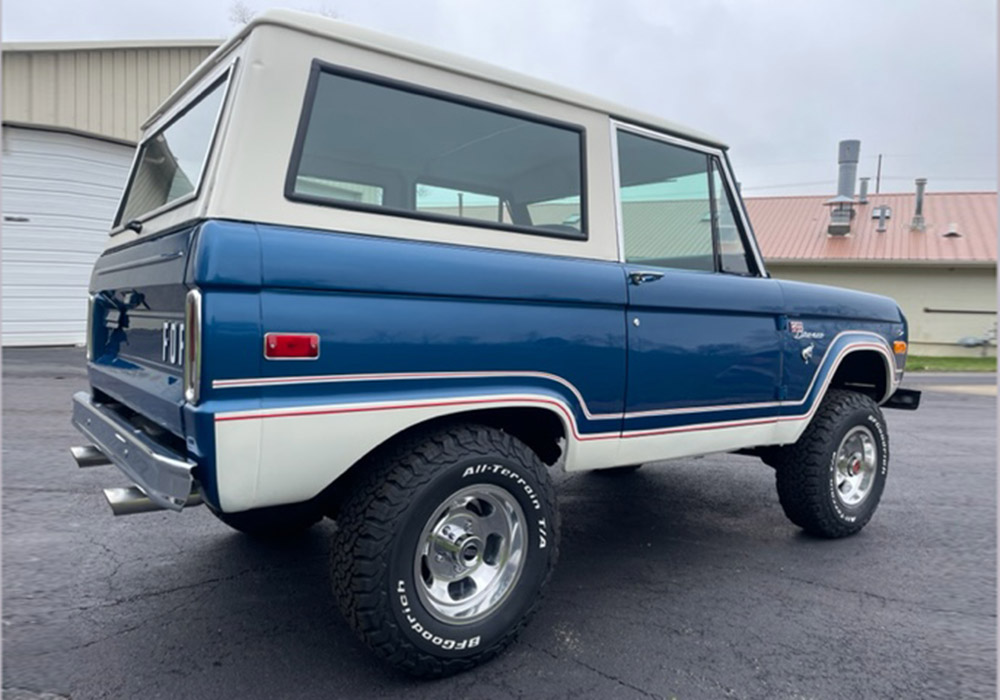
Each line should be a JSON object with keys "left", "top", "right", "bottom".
{"left": 286, "top": 63, "right": 587, "bottom": 239}
{"left": 116, "top": 73, "right": 229, "bottom": 227}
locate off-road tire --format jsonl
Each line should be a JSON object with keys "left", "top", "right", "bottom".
{"left": 211, "top": 502, "right": 322, "bottom": 538}
{"left": 331, "top": 424, "right": 559, "bottom": 677}
{"left": 774, "top": 389, "right": 889, "bottom": 538}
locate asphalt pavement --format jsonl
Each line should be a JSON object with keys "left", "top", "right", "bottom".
{"left": 2, "top": 348, "right": 996, "bottom": 699}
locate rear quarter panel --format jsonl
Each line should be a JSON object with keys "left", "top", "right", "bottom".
{"left": 192, "top": 221, "right": 627, "bottom": 511}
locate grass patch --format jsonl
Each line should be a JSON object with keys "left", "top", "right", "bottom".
{"left": 905, "top": 355, "right": 996, "bottom": 372}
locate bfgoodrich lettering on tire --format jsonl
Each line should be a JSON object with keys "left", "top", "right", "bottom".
{"left": 774, "top": 389, "right": 889, "bottom": 538}
{"left": 331, "top": 424, "right": 559, "bottom": 677}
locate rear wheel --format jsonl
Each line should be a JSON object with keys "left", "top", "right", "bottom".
{"left": 210, "top": 502, "right": 322, "bottom": 539}
{"left": 331, "top": 424, "right": 559, "bottom": 677}
{"left": 773, "top": 389, "right": 889, "bottom": 538}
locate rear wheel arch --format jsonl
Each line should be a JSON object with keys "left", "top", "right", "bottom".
{"left": 319, "top": 405, "right": 568, "bottom": 519}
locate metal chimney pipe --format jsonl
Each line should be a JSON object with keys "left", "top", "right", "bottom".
{"left": 858, "top": 177, "right": 870, "bottom": 204}
{"left": 911, "top": 178, "right": 927, "bottom": 231}
{"left": 836, "top": 140, "right": 861, "bottom": 199}
{"left": 877, "top": 206, "right": 887, "bottom": 232}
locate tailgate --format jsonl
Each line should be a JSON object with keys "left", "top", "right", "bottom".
{"left": 87, "top": 226, "right": 197, "bottom": 437}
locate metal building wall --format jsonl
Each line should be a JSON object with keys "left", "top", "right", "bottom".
{"left": 2, "top": 41, "right": 220, "bottom": 142}
{"left": 769, "top": 263, "right": 998, "bottom": 357}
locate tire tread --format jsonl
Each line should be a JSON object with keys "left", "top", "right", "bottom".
{"left": 772, "top": 389, "right": 888, "bottom": 538}
{"left": 331, "top": 423, "right": 558, "bottom": 677}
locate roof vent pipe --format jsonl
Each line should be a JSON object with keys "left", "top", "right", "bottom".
{"left": 911, "top": 178, "right": 927, "bottom": 231}
{"left": 859, "top": 177, "right": 870, "bottom": 204}
{"left": 836, "top": 140, "right": 861, "bottom": 200}
{"left": 825, "top": 139, "right": 861, "bottom": 235}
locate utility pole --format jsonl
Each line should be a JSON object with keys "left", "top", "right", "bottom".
{"left": 875, "top": 154, "right": 883, "bottom": 194}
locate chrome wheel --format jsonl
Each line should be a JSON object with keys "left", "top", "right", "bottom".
{"left": 834, "top": 426, "right": 877, "bottom": 507}
{"left": 414, "top": 483, "right": 526, "bottom": 625}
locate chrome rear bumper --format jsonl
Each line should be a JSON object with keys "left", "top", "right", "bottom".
{"left": 71, "top": 391, "right": 200, "bottom": 513}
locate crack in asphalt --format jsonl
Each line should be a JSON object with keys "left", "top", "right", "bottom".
{"left": 525, "top": 642, "right": 666, "bottom": 699}
{"left": 13, "top": 568, "right": 259, "bottom": 655}
{"left": 1, "top": 688, "right": 71, "bottom": 700}
{"left": 781, "top": 573, "right": 997, "bottom": 620}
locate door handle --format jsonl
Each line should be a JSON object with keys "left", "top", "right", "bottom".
{"left": 628, "top": 270, "right": 664, "bottom": 285}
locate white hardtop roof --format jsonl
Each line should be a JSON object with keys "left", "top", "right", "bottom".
{"left": 152, "top": 9, "right": 726, "bottom": 148}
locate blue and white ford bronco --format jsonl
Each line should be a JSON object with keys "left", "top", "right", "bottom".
{"left": 71, "top": 10, "right": 920, "bottom": 676}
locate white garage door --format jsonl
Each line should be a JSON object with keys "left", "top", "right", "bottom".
{"left": 2, "top": 126, "right": 134, "bottom": 346}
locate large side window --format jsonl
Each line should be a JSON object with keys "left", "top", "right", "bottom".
{"left": 287, "top": 64, "right": 586, "bottom": 239}
{"left": 616, "top": 130, "right": 715, "bottom": 272}
{"left": 711, "top": 159, "right": 754, "bottom": 275}
{"left": 116, "top": 72, "right": 230, "bottom": 226}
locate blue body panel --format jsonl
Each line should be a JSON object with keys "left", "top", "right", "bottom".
{"left": 250, "top": 223, "right": 626, "bottom": 433}
{"left": 624, "top": 267, "right": 784, "bottom": 415}
{"left": 85, "top": 218, "right": 906, "bottom": 509}
{"left": 87, "top": 227, "right": 196, "bottom": 436}
{"left": 776, "top": 280, "right": 903, "bottom": 413}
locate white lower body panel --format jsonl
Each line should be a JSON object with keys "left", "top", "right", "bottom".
{"left": 213, "top": 394, "right": 796, "bottom": 512}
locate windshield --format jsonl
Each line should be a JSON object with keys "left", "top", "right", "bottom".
{"left": 115, "top": 73, "right": 229, "bottom": 227}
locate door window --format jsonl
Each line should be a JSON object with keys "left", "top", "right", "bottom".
{"left": 616, "top": 131, "right": 714, "bottom": 272}
{"left": 711, "top": 159, "right": 753, "bottom": 275}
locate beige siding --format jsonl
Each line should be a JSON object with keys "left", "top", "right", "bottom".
{"left": 770, "top": 263, "right": 997, "bottom": 357}
{"left": 2, "top": 43, "right": 219, "bottom": 143}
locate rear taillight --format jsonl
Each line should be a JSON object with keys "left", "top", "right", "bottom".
{"left": 264, "top": 333, "right": 320, "bottom": 360}
{"left": 184, "top": 289, "right": 202, "bottom": 404}
{"left": 85, "top": 294, "right": 96, "bottom": 361}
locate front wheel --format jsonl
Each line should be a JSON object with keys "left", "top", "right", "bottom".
{"left": 331, "top": 424, "right": 559, "bottom": 677}
{"left": 774, "top": 389, "right": 889, "bottom": 538}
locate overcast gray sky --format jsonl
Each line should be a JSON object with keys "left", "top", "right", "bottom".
{"left": 5, "top": 0, "right": 996, "bottom": 196}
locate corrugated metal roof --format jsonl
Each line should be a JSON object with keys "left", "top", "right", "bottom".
{"left": 745, "top": 191, "right": 997, "bottom": 264}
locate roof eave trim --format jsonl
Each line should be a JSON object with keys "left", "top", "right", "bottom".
{"left": 2, "top": 39, "right": 223, "bottom": 52}
{"left": 2, "top": 120, "right": 136, "bottom": 147}
{"left": 766, "top": 258, "right": 997, "bottom": 268}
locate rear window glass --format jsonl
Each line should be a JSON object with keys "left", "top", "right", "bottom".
{"left": 116, "top": 74, "right": 228, "bottom": 226}
{"left": 287, "top": 65, "right": 586, "bottom": 239}
{"left": 415, "top": 183, "right": 508, "bottom": 223}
